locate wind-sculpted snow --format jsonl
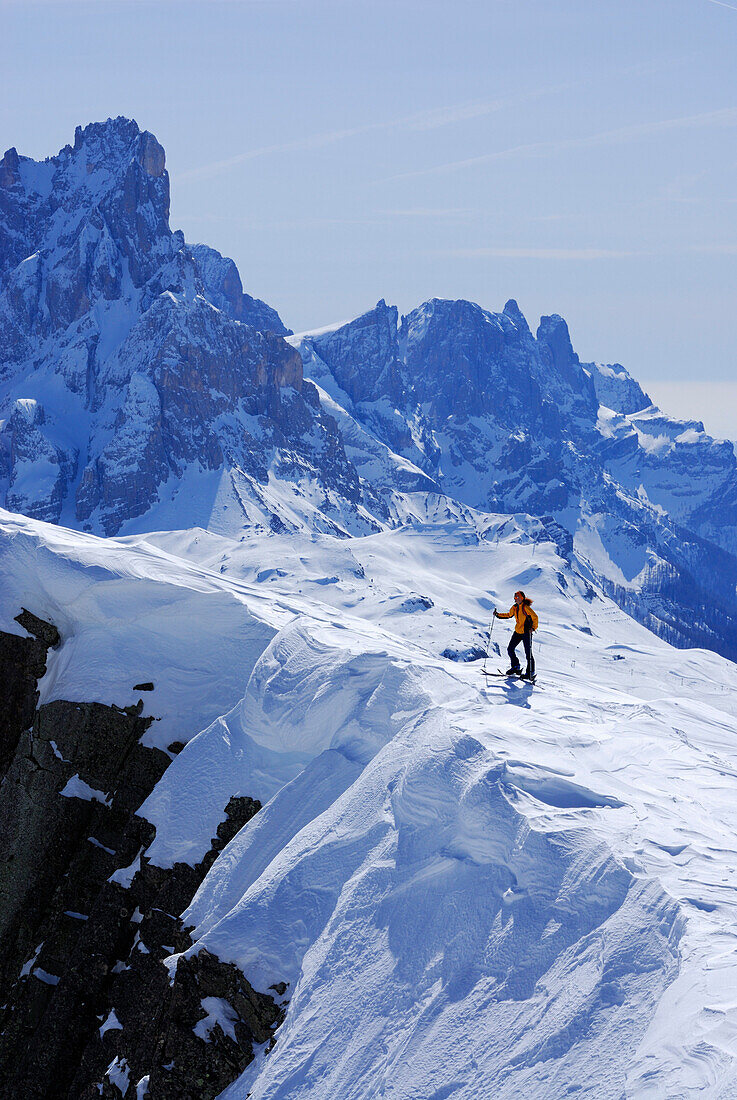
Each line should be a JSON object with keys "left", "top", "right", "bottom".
{"left": 4, "top": 117, "right": 737, "bottom": 1093}
{"left": 141, "top": 621, "right": 413, "bottom": 869}
{"left": 0, "top": 509, "right": 285, "bottom": 751}
{"left": 180, "top": 642, "right": 681, "bottom": 1099}
{"left": 3, "top": 509, "right": 737, "bottom": 1093}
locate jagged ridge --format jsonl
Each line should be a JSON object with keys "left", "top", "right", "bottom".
{"left": 0, "top": 118, "right": 374, "bottom": 538}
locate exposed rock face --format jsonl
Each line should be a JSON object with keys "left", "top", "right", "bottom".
{"left": 189, "top": 244, "right": 290, "bottom": 336}
{"left": 296, "top": 299, "right": 737, "bottom": 659}
{"left": 4, "top": 115, "right": 737, "bottom": 655}
{"left": 5, "top": 399, "right": 76, "bottom": 522}
{"left": 0, "top": 117, "right": 365, "bottom": 535}
{"left": 0, "top": 613, "right": 284, "bottom": 1099}
{"left": 0, "top": 607, "right": 59, "bottom": 775}
{"left": 72, "top": 293, "right": 341, "bottom": 535}
{"left": 302, "top": 296, "right": 737, "bottom": 551}
{"left": 312, "top": 299, "right": 405, "bottom": 407}
{"left": 588, "top": 360, "right": 651, "bottom": 416}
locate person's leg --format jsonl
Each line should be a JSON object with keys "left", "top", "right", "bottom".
{"left": 523, "top": 630, "right": 535, "bottom": 677}
{"left": 507, "top": 633, "right": 523, "bottom": 671}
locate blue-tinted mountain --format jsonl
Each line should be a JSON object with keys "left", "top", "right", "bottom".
{"left": 295, "top": 299, "right": 737, "bottom": 656}
{"left": 0, "top": 118, "right": 375, "bottom": 537}
{"left": 2, "top": 118, "right": 737, "bottom": 656}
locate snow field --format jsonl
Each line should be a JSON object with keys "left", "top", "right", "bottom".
{"left": 0, "top": 510, "right": 287, "bottom": 752}
{"left": 3, "top": 507, "right": 737, "bottom": 1095}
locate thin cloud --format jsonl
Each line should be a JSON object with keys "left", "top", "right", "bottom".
{"left": 703, "top": 0, "right": 737, "bottom": 11}
{"left": 376, "top": 207, "right": 474, "bottom": 218}
{"left": 178, "top": 126, "right": 376, "bottom": 181}
{"left": 436, "top": 244, "right": 737, "bottom": 260}
{"left": 177, "top": 87, "right": 565, "bottom": 182}
{"left": 406, "top": 102, "right": 514, "bottom": 131}
{"left": 177, "top": 211, "right": 389, "bottom": 230}
{"left": 440, "top": 247, "right": 643, "bottom": 260}
{"left": 691, "top": 243, "right": 737, "bottom": 253}
{"left": 378, "top": 106, "right": 737, "bottom": 183}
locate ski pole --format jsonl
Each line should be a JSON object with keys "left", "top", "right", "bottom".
{"left": 483, "top": 612, "right": 495, "bottom": 675}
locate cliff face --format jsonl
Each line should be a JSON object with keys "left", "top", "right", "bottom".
{"left": 0, "top": 118, "right": 369, "bottom": 537}
{"left": 3, "top": 116, "right": 737, "bottom": 656}
{"left": 304, "top": 295, "right": 737, "bottom": 549}
{"left": 296, "top": 299, "right": 737, "bottom": 659}
{"left": 0, "top": 609, "right": 283, "bottom": 1100}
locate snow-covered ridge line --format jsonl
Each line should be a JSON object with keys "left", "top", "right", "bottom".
{"left": 138, "top": 514, "right": 737, "bottom": 1097}
{"left": 3, "top": 502, "right": 737, "bottom": 1092}
{"left": 3, "top": 115, "right": 737, "bottom": 1097}
{"left": 5, "top": 508, "right": 734, "bottom": 1094}
{"left": 177, "top": 620, "right": 683, "bottom": 1099}
{"left": 293, "top": 297, "right": 737, "bottom": 660}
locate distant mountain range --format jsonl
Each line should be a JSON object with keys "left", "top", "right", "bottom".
{"left": 2, "top": 117, "right": 737, "bottom": 657}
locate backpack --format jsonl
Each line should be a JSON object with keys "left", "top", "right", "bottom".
{"left": 526, "top": 606, "right": 539, "bottom": 631}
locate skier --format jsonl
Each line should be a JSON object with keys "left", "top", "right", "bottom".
{"left": 494, "top": 590, "right": 538, "bottom": 680}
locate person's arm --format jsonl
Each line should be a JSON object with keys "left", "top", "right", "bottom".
{"left": 494, "top": 606, "right": 515, "bottom": 619}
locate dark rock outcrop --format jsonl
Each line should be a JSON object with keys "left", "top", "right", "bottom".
{"left": 0, "top": 607, "right": 59, "bottom": 775}
{"left": 0, "top": 613, "right": 284, "bottom": 1099}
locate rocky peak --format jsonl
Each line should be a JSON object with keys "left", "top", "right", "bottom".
{"left": 536, "top": 313, "right": 598, "bottom": 418}
{"left": 589, "top": 361, "right": 652, "bottom": 416}
{"left": 401, "top": 297, "right": 543, "bottom": 425}
{"left": 73, "top": 115, "right": 140, "bottom": 150}
{"left": 0, "top": 119, "right": 349, "bottom": 537}
{"left": 310, "top": 298, "right": 404, "bottom": 406}
{"left": 0, "top": 117, "right": 172, "bottom": 299}
{"left": 502, "top": 297, "right": 531, "bottom": 335}
{"left": 537, "top": 313, "right": 575, "bottom": 367}
{"left": 190, "top": 244, "right": 290, "bottom": 335}
{"left": 0, "top": 147, "right": 20, "bottom": 189}
{"left": 70, "top": 116, "right": 165, "bottom": 179}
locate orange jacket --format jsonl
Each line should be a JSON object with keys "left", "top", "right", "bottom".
{"left": 497, "top": 601, "right": 538, "bottom": 633}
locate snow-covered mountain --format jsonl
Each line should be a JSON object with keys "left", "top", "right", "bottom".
{"left": 3, "top": 116, "right": 737, "bottom": 1100}
{"left": 3, "top": 118, "right": 737, "bottom": 660}
{"left": 0, "top": 118, "right": 379, "bottom": 539}
{"left": 294, "top": 298, "right": 737, "bottom": 658}
{"left": 1, "top": 507, "right": 737, "bottom": 1097}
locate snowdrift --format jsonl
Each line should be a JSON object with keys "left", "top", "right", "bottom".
{"left": 2, "top": 506, "right": 737, "bottom": 1097}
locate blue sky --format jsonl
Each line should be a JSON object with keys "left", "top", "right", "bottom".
{"left": 3, "top": 0, "right": 737, "bottom": 436}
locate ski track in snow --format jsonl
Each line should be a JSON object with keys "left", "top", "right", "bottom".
{"left": 3, "top": 506, "right": 737, "bottom": 1097}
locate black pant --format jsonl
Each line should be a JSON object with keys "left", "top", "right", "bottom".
{"left": 508, "top": 628, "right": 534, "bottom": 675}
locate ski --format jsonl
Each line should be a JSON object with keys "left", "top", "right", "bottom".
{"left": 480, "top": 669, "right": 537, "bottom": 684}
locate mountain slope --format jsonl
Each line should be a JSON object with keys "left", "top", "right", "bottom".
{"left": 2, "top": 509, "right": 737, "bottom": 1096}
{"left": 293, "top": 299, "right": 737, "bottom": 658}
{"left": 0, "top": 119, "right": 379, "bottom": 538}
{"left": 2, "top": 116, "right": 737, "bottom": 661}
